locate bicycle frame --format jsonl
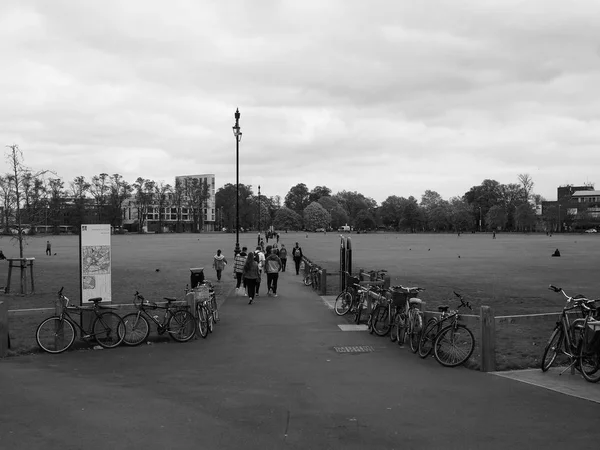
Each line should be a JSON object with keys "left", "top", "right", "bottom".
{"left": 60, "top": 297, "right": 116, "bottom": 340}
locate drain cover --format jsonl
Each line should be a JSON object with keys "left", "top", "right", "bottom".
{"left": 333, "top": 345, "right": 374, "bottom": 353}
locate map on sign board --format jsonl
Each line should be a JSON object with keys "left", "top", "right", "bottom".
{"left": 80, "top": 224, "right": 111, "bottom": 303}
{"left": 82, "top": 246, "right": 111, "bottom": 274}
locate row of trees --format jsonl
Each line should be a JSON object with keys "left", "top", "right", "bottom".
{"left": 1, "top": 146, "right": 213, "bottom": 238}
{"left": 214, "top": 174, "right": 557, "bottom": 233}
{"left": 4, "top": 145, "right": 586, "bottom": 241}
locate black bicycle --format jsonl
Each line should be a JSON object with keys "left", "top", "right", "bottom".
{"left": 121, "top": 291, "right": 196, "bottom": 345}
{"left": 417, "top": 292, "right": 475, "bottom": 367}
{"left": 36, "top": 287, "right": 126, "bottom": 353}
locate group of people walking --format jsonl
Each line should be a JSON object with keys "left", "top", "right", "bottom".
{"left": 213, "top": 238, "right": 304, "bottom": 305}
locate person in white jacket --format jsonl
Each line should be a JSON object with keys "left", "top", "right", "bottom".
{"left": 212, "top": 249, "right": 228, "bottom": 281}
{"left": 254, "top": 246, "right": 265, "bottom": 296}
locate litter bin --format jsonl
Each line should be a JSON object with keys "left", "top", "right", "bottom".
{"left": 190, "top": 267, "right": 205, "bottom": 288}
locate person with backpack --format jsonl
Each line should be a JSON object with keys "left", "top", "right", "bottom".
{"left": 292, "top": 242, "right": 303, "bottom": 275}
{"left": 212, "top": 249, "right": 227, "bottom": 281}
{"left": 265, "top": 248, "right": 282, "bottom": 296}
{"left": 243, "top": 251, "right": 260, "bottom": 304}
{"left": 254, "top": 246, "right": 265, "bottom": 296}
{"left": 234, "top": 246, "right": 248, "bottom": 294}
{"left": 278, "top": 244, "right": 288, "bottom": 271}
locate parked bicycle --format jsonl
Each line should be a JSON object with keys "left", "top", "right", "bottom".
{"left": 303, "top": 264, "right": 320, "bottom": 291}
{"left": 353, "top": 283, "right": 386, "bottom": 326}
{"left": 372, "top": 286, "right": 424, "bottom": 350}
{"left": 541, "top": 285, "right": 600, "bottom": 381}
{"left": 334, "top": 272, "right": 360, "bottom": 316}
{"left": 121, "top": 291, "right": 196, "bottom": 346}
{"left": 36, "top": 287, "right": 125, "bottom": 354}
{"left": 417, "top": 291, "right": 475, "bottom": 367}
{"left": 393, "top": 287, "right": 425, "bottom": 352}
{"left": 194, "top": 282, "right": 219, "bottom": 338}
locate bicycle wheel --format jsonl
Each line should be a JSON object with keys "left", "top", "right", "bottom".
{"left": 122, "top": 313, "right": 150, "bottom": 346}
{"left": 93, "top": 312, "right": 126, "bottom": 349}
{"left": 580, "top": 352, "right": 600, "bottom": 382}
{"left": 409, "top": 311, "right": 424, "bottom": 353}
{"left": 303, "top": 274, "right": 312, "bottom": 286}
{"left": 207, "top": 309, "right": 214, "bottom": 333}
{"left": 541, "top": 327, "right": 563, "bottom": 372}
{"left": 334, "top": 291, "right": 353, "bottom": 316}
{"left": 168, "top": 310, "right": 196, "bottom": 342}
{"left": 196, "top": 304, "right": 208, "bottom": 338}
{"left": 353, "top": 299, "right": 364, "bottom": 324}
{"left": 372, "top": 307, "right": 390, "bottom": 336}
{"left": 389, "top": 312, "right": 399, "bottom": 342}
{"left": 36, "top": 316, "right": 76, "bottom": 354}
{"left": 418, "top": 318, "right": 438, "bottom": 358}
{"left": 396, "top": 314, "right": 407, "bottom": 346}
{"left": 433, "top": 324, "right": 475, "bottom": 367}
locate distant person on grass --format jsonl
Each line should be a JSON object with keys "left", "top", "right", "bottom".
{"left": 243, "top": 251, "right": 260, "bottom": 304}
{"left": 292, "top": 242, "right": 303, "bottom": 275}
{"left": 212, "top": 249, "right": 227, "bottom": 281}
{"left": 265, "top": 248, "right": 282, "bottom": 297}
{"left": 278, "top": 244, "right": 288, "bottom": 271}
{"left": 46, "top": 240, "right": 51, "bottom": 256}
{"left": 0, "top": 250, "right": 6, "bottom": 260}
{"left": 234, "top": 246, "right": 248, "bottom": 295}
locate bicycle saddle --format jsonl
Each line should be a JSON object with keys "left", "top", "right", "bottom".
{"left": 438, "top": 306, "right": 449, "bottom": 313}
{"left": 88, "top": 297, "right": 103, "bottom": 303}
{"left": 409, "top": 298, "right": 422, "bottom": 305}
{"left": 163, "top": 297, "right": 177, "bottom": 302}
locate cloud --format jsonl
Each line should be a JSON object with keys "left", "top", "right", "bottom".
{"left": 1, "top": 0, "right": 599, "bottom": 203}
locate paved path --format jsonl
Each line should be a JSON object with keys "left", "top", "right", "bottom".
{"left": 1, "top": 272, "right": 600, "bottom": 449}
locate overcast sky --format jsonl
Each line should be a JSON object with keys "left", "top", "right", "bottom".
{"left": 2, "top": 0, "right": 599, "bottom": 204}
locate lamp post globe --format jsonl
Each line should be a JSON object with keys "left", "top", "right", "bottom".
{"left": 232, "top": 108, "right": 242, "bottom": 256}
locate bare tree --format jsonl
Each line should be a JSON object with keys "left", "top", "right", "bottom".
{"left": 0, "top": 175, "right": 15, "bottom": 234}
{"left": 133, "top": 178, "right": 155, "bottom": 233}
{"left": 107, "top": 174, "right": 132, "bottom": 229}
{"left": 90, "top": 173, "right": 110, "bottom": 222}
{"left": 48, "top": 178, "right": 65, "bottom": 234}
{"left": 518, "top": 174, "right": 535, "bottom": 202}
{"left": 154, "top": 182, "right": 172, "bottom": 233}
{"left": 69, "top": 176, "right": 91, "bottom": 231}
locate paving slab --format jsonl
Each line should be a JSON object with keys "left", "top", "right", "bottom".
{"left": 491, "top": 367, "right": 600, "bottom": 404}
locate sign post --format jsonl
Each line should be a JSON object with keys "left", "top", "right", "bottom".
{"left": 79, "top": 224, "right": 112, "bottom": 306}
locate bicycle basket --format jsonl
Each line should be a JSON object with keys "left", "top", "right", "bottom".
{"left": 55, "top": 295, "right": 68, "bottom": 310}
{"left": 391, "top": 291, "right": 408, "bottom": 308}
{"left": 194, "top": 285, "right": 211, "bottom": 301}
{"left": 585, "top": 320, "right": 600, "bottom": 352}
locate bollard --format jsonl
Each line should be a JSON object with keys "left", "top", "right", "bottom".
{"left": 0, "top": 301, "right": 8, "bottom": 357}
{"left": 320, "top": 268, "right": 327, "bottom": 295}
{"left": 480, "top": 306, "right": 496, "bottom": 372}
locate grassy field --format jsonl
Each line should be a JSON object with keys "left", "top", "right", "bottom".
{"left": 2, "top": 231, "right": 598, "bottom": 370}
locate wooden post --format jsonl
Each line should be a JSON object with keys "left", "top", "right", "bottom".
{"left": 480, "top": 306, "right": 496, "bottom": 372}
{"left": 186, "top": 291, "right": 198, "bottom": 339}
{"left": 28, "top": 258, "right": 35, "bottom": 294}
{"left": 383, "top": 275, "right": 391, "bottom": 290}
{"left": 320, "top": 268, "right": 327, "bottom": 296}
{"left": 0, "top": 301, "right": 8, "bottom": 357}
{"left": 6, "top": 260, "right": 13, "bottom": 294}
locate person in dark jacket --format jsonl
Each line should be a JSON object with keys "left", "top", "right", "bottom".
{"left": 265, "top": 248, "right": 282, "bottom": 296}
{"left": 243, "top": 252, "right": 260, "bottom": 304}
{"left": 233, "top": 247, "right": 248, "bottom": 294}
{"left": 292, "top": 242, "right": 303, "bottom": 275}
{"left": 278, "top": 244, "right": 287, "bottom": 271}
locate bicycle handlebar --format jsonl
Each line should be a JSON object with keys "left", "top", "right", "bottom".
{"left": 548, "top": 284, "right": 594, "bottom": 310}
{"left": 453, "top": 291, "right": 473, "bottom": 310}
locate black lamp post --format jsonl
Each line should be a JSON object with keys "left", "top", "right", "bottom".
{"left": 232, "top": 108, "right": 242, "bottom": 255}
{"left": 258, "top": 185, "right": 261, "bottom": 236}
